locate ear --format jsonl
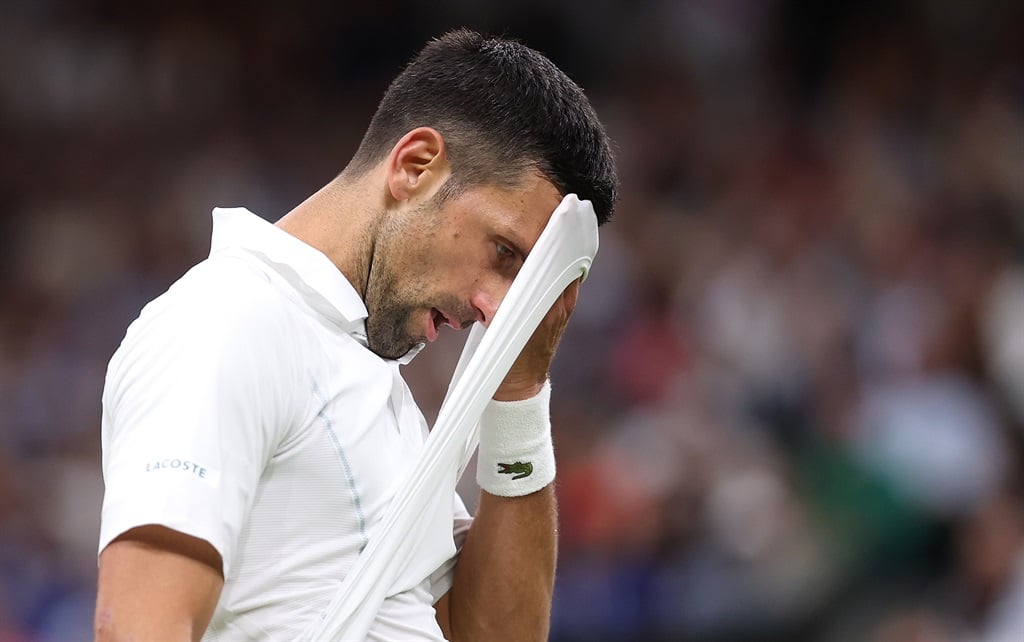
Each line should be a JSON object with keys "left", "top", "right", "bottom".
{"left": 385, "top": 127, "right": 450, "bottom": 204}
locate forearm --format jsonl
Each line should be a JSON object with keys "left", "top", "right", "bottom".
{"left": 446, "top": 485, "right": 557, "bottom": 641}
{"left": 440, "top": 278, "right": 575, "bottom": 640}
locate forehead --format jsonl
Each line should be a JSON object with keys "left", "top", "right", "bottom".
{"left": 450, "top": 173, "right": 563, "bottom": 253}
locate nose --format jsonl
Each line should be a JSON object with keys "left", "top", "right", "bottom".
{"left": 469, "top": 285, "right": 503, "bottom": 327}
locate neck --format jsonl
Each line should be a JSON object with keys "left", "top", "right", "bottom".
{"left": 275, "top": 173, "right": 383, "bottom": 299}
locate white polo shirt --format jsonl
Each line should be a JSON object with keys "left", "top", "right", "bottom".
{"left": 99, "top": 207, "right": 472, "bottom": 641}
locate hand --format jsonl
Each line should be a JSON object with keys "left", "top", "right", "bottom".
{"left": 493, "top": 277, "right": 581, "bottom": 401}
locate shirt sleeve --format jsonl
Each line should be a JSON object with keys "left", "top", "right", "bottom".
{"left": 98, "top": 258, "right": 301, "bottom": 578}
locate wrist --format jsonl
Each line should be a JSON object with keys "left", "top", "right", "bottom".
{"left": 477, "top": 380, "right": 555, "bottom": 497}
{"left": 493, "top": 378, "right": 546, "bottom": 401}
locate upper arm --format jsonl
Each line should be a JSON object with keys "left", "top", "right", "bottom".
{"left": 100, "top": 264, "right": 303, "bottom": 575}
{"left": 95, "top": 525, "right": 224, "bottom": 642}
{"left": 97, "top": 264, "right": 302, "bottom": 639}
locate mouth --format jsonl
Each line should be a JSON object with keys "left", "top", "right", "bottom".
{"left": 425, "top": 306, "right": 473, "bottom": 342}
{"left": 426, "top": 308, "right": 449, "bottom": 342}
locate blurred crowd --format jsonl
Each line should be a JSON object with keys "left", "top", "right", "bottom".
{"left": 2, "top": 1, "right": 1023, "bottom": 640}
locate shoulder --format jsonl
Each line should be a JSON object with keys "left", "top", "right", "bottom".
{"left": 104, "top": 252, "right": 315, "bottom": 444}
{"left": 109, "top": 252, "right": 314, "bottom": 398}
{"left": 169, "top": 251, "right": 295, "bottom": 325}
{"left": 133, "top": 252, "right": 306, "bottom": 349}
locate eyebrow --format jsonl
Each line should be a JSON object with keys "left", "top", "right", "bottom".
{"left": 492, "top": 198, "right": 547, "bottom": 257}
{"left": 486, "top": 211, "right": 525, "bottom": 256}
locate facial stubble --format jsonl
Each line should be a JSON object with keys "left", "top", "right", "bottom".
{"left": 363, "top": 206, "right": 436, "bottom": 360}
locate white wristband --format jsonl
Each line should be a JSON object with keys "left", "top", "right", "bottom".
{"left": 476, "top": 380, "right": 555, "bottom": 497}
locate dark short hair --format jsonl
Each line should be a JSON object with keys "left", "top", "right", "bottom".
{"left": 347, "top": 28, "right": 618, "bottom": 224}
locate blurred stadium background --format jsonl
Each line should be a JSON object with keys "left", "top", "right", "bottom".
{"left": 2, "top": 0, "right": 1024, "bottom": 640}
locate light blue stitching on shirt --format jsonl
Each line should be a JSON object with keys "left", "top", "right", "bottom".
{"left": 308, "top": 371, "right": 368, "bottom": 553}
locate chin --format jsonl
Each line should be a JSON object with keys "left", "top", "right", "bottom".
{"left": 366, "top": 335, "right": 420, "bottom": 360}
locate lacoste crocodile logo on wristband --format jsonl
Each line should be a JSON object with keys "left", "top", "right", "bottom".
{"left": 497, "top": 461, "right": 533, "bottom": 480}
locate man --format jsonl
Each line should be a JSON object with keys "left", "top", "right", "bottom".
{"left": 94, "top": 28, "right": 617, "bottom": 641}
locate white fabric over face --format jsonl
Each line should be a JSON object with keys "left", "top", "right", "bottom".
{"left": 302, "top": 194, "right": 600, "bottom": 640}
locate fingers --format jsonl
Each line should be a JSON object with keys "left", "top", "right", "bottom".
{"left": 494, "top": 277, "right": 584, "bottom": 401}
{"left": 558, "top": 278, "right": 581, "bottom": 318}
{"left": 541, "top": 277, "right": 581, "bottom": 339}
{"left": 533, "top": 277, "right": 580, "bottom": 344}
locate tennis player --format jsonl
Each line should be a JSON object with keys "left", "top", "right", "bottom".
{"left": 94, "top": 28, "right": 617, "bottom": 641}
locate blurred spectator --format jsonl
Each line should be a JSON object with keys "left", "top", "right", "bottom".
{"left": 2, "top": 0, "right": 1022, "bottom": 639}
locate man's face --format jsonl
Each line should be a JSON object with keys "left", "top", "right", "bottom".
{"left": 363, "top": 173, "right": 562, "bottom": 360}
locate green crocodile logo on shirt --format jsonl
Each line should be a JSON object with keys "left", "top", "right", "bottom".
{"left": 497, "top": 461, "right": 533, "bottom": 480}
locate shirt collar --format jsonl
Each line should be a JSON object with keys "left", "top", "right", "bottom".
{"left": 209, "top": 207, "right": 424, "bottom": 363}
